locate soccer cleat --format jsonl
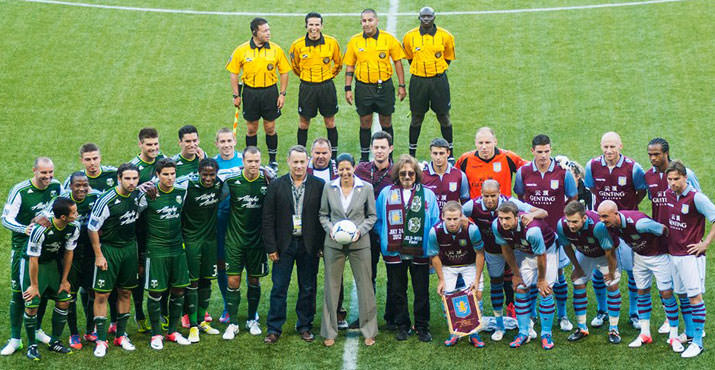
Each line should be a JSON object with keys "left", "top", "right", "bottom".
{"left": 677, "top": 333, "right": 691, "bottom": 344}
{"left": 567, "top": 328, "right": 589, "bottom": 342}
{"left": 628, "top": 334, "right": 653, "bottom": 348}
{"left": 199, "top": 321, "right": 220, "bottom": 335}
{"left": 629, "top": 314, "right": 641, "bottom": 330}
{"left": 84, "top": 332, "right": 98, "bottom": 342}
{"left": 188, "top": 327, "right": 200, "bottom": 343}
{"left": 204, "top": 312, "right": 213, "bottom": 323}
{"left": 161, "top": 315, "right": 169, "bottom": 331}
{"left": 657, "top": 319, "right": 670, "bottom": 334}
{"left": 246, "top": 320, "right": 262, "bottom": 336}
{"left": 167, "top": 332, "right": 191, "bottom": 345}
{"left": 135, "top": 317, "right": 150, "bottom": 333}
{"left": 681, "top": 343, "right": 703, "bottom": 358}
{"left": 2, "top": 338, "right": 24, "bottom": 356}
{"left": 591, "top": 311, "right": 607, "bottom": 328}
{"left": 337, "top": 320, "right": 349, "bottom": 330}
{"left": 469, "top": 334, "right": 485, "bottom": 348}
{"left": 48, "top": 340, "right": 72, "bottom": 354}
{"left": 26, "top": 344, "right": 40, "bottom": 361}
{"left": 608, "top": 329, "right": 622, "bottom": 344}
{"left": 69, "top": 335, "right": 82, "bottom": 350}
{"left": 113, "top": 335, "right": 136, "bottom": 351}
{"left": 559, "top": 317, "right": 573, "bottom": 332}
{"left": 150, "top": 335, "right": 163, "bottom": 350}
{"left": 491, "top": 330, "right": 505, "bottom": 342}
{"left": 182, "top": 314, "right": 190, "bottom": 329}
{"left": 541, "top": 334, "right": 555, "bottom": 350}
{"left": 668, "top": 337, "right": 685, "bottom": 353}
{"left": 223, "top": 324, "right": 239, "bottom": 340}
{"left": 509, "top": 334, "right": 530, "bottom": 348}
{"left": 219, "top": 310, "right": 230, "bottom": 324}
{"left": 35, "top": 329, "right": 51, "bottom": 345}
{"left": 506, "top": 302, "right": 516, "bottom": 319}
{"left": 93, "top": 340, "right": 108, "bottom": 357}
{"left": 444, "top": 335, "right": 459, "bottom": 347}
{"left": 107, "top": 322, "right": 117, "bottom": 335}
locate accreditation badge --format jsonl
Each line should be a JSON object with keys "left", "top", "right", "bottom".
{"left": 618, "top": 176, "right": 627, "bottom": 186}
{"left": 292, "top": 215, "right": 302, "bottom": 234}
{"left": 443, "top": 287, "right": 481, "bottom": 337}
{"left": 493, "top": 162, "right": 502, "bottom": 173}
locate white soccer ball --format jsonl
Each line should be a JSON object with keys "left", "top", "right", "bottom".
{"left": 332, "top": 220, "right": 358, "bottom": 245}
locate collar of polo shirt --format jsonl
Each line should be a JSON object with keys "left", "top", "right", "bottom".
{"left": 249, "top": 38, "right": 271, "bottom": 49}
{"left": 419, "top": 24, "right": 437, "bottom": 36}
{"left": 362, "top": 28, "right": 380, "bottom": 40}
{"left": 304, "top": 33, "right": 326, "bottom": 47}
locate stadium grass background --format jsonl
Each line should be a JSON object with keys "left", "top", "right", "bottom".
{"left": 0, "top": 0, "right": 713, "bottom": 368}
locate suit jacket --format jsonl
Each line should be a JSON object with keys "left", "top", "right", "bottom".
{"left": 263, "top": 174, "right": 325, "bottom": 256}
{"left": 319, "top": 176, "right": 377, "bottom": 250}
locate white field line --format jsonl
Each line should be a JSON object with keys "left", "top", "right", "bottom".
{"left": 22, "top": 0, "right": 684, "bottom": 17}
{"left": 341, "top": 279, "right": 360, "bottom": 370}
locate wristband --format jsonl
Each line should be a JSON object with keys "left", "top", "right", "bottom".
{"left": 344, "top": 85, "right": 352, "bottom": 92}
{"left": 398, "top": 84, "right": 406, "bottom": 88}
{"left": 280, "top": 91, "right": 287, "bottom": 96}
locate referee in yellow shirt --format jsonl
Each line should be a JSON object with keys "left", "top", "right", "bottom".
{"left": 344, "top": 9, "right": 406, "bottom": 162}
{"left": 289, "top": 12, "right": 342, "bottom": 158}
{"left": 402, "top": 7, "right": 456, "bottom": 161}
{"left": 226, "top": 17, "right": 291, "bottom": 171}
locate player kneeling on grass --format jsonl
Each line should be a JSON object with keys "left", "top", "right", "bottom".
{"left": 493, "top": 201, "right": 559, "bottom": 350}
{"left": 21, "top": 197, "right": 79, "bottom": 360}
{"left": 428, "top": 201, "right": 485, "bottom": 347}
{"left": 139, "top": 159, "right": 192, "bottom": 349}
{"left": 557, "top": 200, "right": 621, "bottom": 343}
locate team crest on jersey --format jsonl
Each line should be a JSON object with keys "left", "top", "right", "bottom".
{"left": 50, "top": 190, "right": 57, "bottom": 197}
{"left": 379, "top": 52, "right": 386, "bottom": 59}
{"left": 550, "top": 180, "right": 559, "bottom": 190}
{"left": 415, "top": 47, "right": 421, "bottom": 51}
{"left": 618, "top": 176, "right": 627, "bottom": 186}
{"left": 106, "top": 178, "right": 114, "bottom": 186}
{"left": 176, "top": 195, "right": 182, "bottom": 204}
{"left": 246, "top": 57, "right": 253, "bottom": 62}
{"left": 630, "top": 234, "right": 641, "bottom": 240}
{"left": 260, "top": 186, "right": 268, "bottom": 194}
{"left": 449, "top": 182, "right": 457, "bottom": 192}
{"left": 267, "top": 64, "right": 274, "bottom": 71}
{"left": 302, "top": 54, "right": 308, "bottom": 59}
{"left": 520, "top": 239, "right": 529, "bottom": 246}
{"left": 435, "top": 51, "right": 442, "bottom": 58}
{"left": 681, "top": 204, "right": 689, "bottom": 214}
{"left": 97, "top": 279, "right": 105, "bottom": 288}
{"left": 587, "top": 237, "right": 595, "bottom": 244}
{"left": 452, "top": 295, "right": 471, "bottom": 318}
{"left": 493, "top": 162, "right": 502, "bottom": 172}
{"left": 323, "top": 57, "right": 330, "bottom": 64}
{"left": 410, "top": 196, "right": 422, "bottom": 212}
{"left": 407, "top": 217, "right": 422, "bottom": 232}
{"left": 389, "top": 210, "right": 403, "bottom": 225}
{"left": 151, "top": 280, "right": 158, "bottom": 288}
{"left": 459, "top": 239, "right": 467, "bottom": 247}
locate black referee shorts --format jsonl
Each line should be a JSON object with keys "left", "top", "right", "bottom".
{"left": 354, "top": 79, "right": 396, "bottom": 117}
{"left": 408, "top": 73, "right": 451, "bottom": 116}
{"left": 298, "top": 79, "right": 338, "bottom": 119}
{"left": 242, "top": 84, "right": 281, "bottom": 122}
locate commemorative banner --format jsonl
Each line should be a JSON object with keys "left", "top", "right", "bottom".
{"left": 442, "top": 287, "right": 482, "bottom": 337}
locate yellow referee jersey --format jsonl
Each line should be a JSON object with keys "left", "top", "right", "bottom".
{"left": 289, "top": 34, "right": 342, "bottom": 83}
{"left": 226, "top": 39, "right": 291, "bottom": 88}
{"left": 343, "top": 29, "right": 405, "bottom": 84}
{"left": 402, "top": 26, "right": 455, "bottom": 77}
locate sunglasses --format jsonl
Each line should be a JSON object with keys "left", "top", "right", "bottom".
{"left": 399, "top": 171, "right": 415, "bottom": 177}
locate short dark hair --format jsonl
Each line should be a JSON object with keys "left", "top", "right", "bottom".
{"left": 53, "top": 197, "right": 75, "bottom": 219}
{"left": 287, "top": 145, "right": 308, "bottom": 159}
{"left": 391, "top": 155, "right": 422, "bottom": 184}
{"left": 305, "top": 12, "right": 323, "bottom": 26}
{"left": 665, "top": 160, "right": 687, "bottom": 177}
{"left": 199, "top": 158, "right": 219, "bottom": 173}
{"left": 429, "top": 138, "right": 450, "bottom": 151}
{"left": 243, "top": 146, "right": 261, "bottom": 158}
{"left": 532, "top": 134, "right": 551, "bottom": 148}
{"left": 336, "top": 153, "right": 355, "bottom": 167}
{"left": 250, "top": 17, "right": 268, "bottom": 34}
{"left": 564, "top": 200, "right": 586, "bottom": 217}
{"left": 178, "top": 125, "right": 198, "bottom": 140}
{"left": 648, "top": 137, "right": 670, "bottom": 159}
{"left": 361, "top": 8, "right": 377, "bottom": 17}
{"left": 497, "top": 201, "right": 519, "bottom": 217}
{"left": 155, "top": 158, "right": 176, "bottom": 175}
{"left": 117, "top": 163, "right": 139, "bottom": 179}
{"left": 79, "top": 143, "right": 99, "bottom": 156}
{"left": 138, "top": 127, "right": 159, "bottom": 142}
{"left": 69, "top": 171, "right": 88, "bottom": 185}
{"left": 371, "top": 131, "right": 392, "bottom": 146}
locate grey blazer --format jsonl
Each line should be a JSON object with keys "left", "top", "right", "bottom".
{"left": 319, "top": 176, "right": 377, "bottom": 250}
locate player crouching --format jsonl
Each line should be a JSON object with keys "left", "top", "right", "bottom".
{"left": 427, "top": 201, "right": 486, "bottom": 347}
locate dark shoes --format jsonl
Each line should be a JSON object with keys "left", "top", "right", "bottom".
{"left": 395, "top": 329, "right": 409, "bottom": 341}
{"left": 264, "top": 333, "right": 279, "bottom": 344}
{"left": 567, "top": 328, "right": 589, "bottom": 342}
{"left": 48, "top": 340, "right": 72, "bottom": 354}
{"left": 416, "top": 329, "right": 432, "bottom": 343}
{"left": 300, "top": 330, "right": 315, "bottom": 342}
{"left": 608, "top": 329, "right": 622, "bottom": 344}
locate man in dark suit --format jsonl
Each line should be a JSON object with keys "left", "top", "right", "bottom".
{"left": 263, "top": 145, "right": 325, "bottom": 343}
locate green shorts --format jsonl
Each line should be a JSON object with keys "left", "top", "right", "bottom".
{"left": 354, "top": 79, "right": 395, "bottom": 116}
{"left": 20, "top": 259, "right": 71, "bottom": 308}
{"left": 10, "top": 249, "right": 22, "bottom": 292}
{"left": 408, "top": 73, "right": 450, "bottom": 116}
{"left": 93, "top": 244, "right": 139, "bottom": 293}
{"left": 226, "top": 244, "right": 268, "bottom": 278}
{"left": 145, "top": 253, "right": 190, "bottom": 292}
{"left": 185, "top": 238, "right": 218, "bottom": 281}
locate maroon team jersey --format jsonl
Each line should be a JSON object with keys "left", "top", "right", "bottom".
{"left": 559, "top": 211, "right": 606, "bottom": 257}
{"left": 422, "top": 163, "right": 466, "bottom": 212}
{"left": 644, "top": 167, "right": 669, "bottom": 223}
{"left": 588, "top": 155, "right": 640, "bottom": 210}
{"left": 610, "top": 210, "right": 665, "bottom": 257}
{"left": 664, "top": 188, "right": 706, "bottom": 257}
{"left": 434, "top": 222, "right": 476, "bottom": 266}
{"left": 355, "top": 161, "right": 393, "bottom": 199}
{"left": 496, "top": 217, "right": 556, "bottom": 255}
{"left": 467, "top": 195, "right": 509, "bottom": 254}
{"left": 517, "top": 162, "right": 569, "bottom": 228}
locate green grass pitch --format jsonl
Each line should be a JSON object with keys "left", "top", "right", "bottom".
{"left": 0, "top": 0, "right": 713, "bottom": 368}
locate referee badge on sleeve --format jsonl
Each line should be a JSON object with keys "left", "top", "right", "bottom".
{"left": 435, "top": 51, "right": 442, "bottom": 58}
{"left": 267, "top": 64, "right": 274, "bottom": 70}
{"left": 323, "top": 57, "right": 330, "bottom": 64}
{"left": 379, "top": 52, "right": 386, "bottom": 59}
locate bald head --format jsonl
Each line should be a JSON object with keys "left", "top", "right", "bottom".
{"left": 475, "top": 127, "right": 497, "bottom": 160}
{"left": 32, "top": 157, "right": 55, "bottom": 190}
{"left": 600, "top": 131, "right": 623, "bottom": 164}
{"left": 418, "top": 6, "right": 435, "bottom": 28}
{"left": 419, "top": 7, "right": 435, "bottom": 16}
{"left": 482, "top": 179, "right": 500, "bottom": 193}
{"left": 601, "top": 132, "right": 622, "bottom": 146}
{"left": 34, "top": 157, "right": 53, "bottom": 169}
{"left": 597, "top": 200, "right": 621, "bottom": 228}
{"left": 597, "top": 200, "right": 618, "bottom": 214}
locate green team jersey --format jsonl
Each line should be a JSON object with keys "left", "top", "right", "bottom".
{"left": 172, "top": 153, "right": 206, "bottom": 181}
{"left": 2, "top": 178, "right": 62, "bottom": 250}
{"left": 58, "top": 190, "right": 101, "bottom": 255}
{"left": 225, "top": 170, "right": 270, "bottom": 249}
{"left": 139, "top": 184, "right": 187, "bottom": 257}
{"left": 62, "top": 166, "right": 118, "bottom": 192}
{"left": 25, "top": 218, "right": 79, "bottom": 264}
{"left": 129, "top": 153, "right": 166, "bottom": 184}
{"left": 181, "top": 178, "right": 222, "bottom": 243}
{"left": 88, "top": 187, "right": 140, "bottom": 248}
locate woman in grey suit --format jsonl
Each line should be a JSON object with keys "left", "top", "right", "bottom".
{"left": 319, "top": 153, "right": 378, "bottom": 346}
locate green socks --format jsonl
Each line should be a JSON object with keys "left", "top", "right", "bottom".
{"left": 24, "top": 312, "right": 37, "bottom": 345}
{"left": 147, "top": 295, "right": 162, "bottom": 336}
{"left": 51, "top": 307, "right": 68, "bottom": 342}
{"left": 227, "top": 288, "right": 241, "bottom": 325}
{"left": 94, "top": 316, "right": 108, "bottom": 342}
{"left": 116, "top": 312, "right": 130, "bottom": 337}
{"left": 247, "top": 283, "right": 260, "bottom": 321}
{"left": 186, "top": 286, "right": 198, "bottom": 327}
{"left": 168, "top": 294, "right": 184, "bottom": 334}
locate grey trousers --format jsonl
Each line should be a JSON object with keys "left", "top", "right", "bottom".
{"left": 320, "top": 245, "right": 378, "bottom": 340}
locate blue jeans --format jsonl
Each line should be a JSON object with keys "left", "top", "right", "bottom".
{"left": 266, "top": 238, "right": 319, "bottom": 335}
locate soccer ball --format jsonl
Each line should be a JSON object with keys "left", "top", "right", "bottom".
{"left": 332, "top": 220, "right": 358, "bottom": 245}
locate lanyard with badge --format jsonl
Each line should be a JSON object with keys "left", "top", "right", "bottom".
{"left": 292, "top": 182, "right": 305, "bottom": 235}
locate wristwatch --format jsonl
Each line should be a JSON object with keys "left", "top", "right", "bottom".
{"left": 280, "top": 91, "right": 287, "bottom": 96}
